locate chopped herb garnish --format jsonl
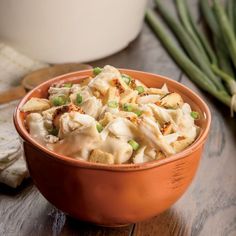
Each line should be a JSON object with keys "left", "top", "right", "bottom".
{"left": 123, "top": 103, "right": 133, "bottom": 112}
{"left": 122, "top": 74, "right": 131, "bottom": 85}
{"left": 133, "top": 109, "right": 143, "bottom": 117}
{"left": 136, "top": 86, "right": 145, "bottom": 94}
{"left": 93, "top": 67, "right": 102, "bottom": 76}
{"left": 63, "top": 83, "right": 73, "bottom": 88}
{"left": 96, "top": 123, "right": 103, "bottom": 133}
{"left": 108, "top": 100, "right": 118, "bottom": 108}
{"left": 190, "top": 111, "right": 199, "bottom": 119}
{"left": 128, "top": 139, "right": 140, "bottom": 151}
{"left": 75, "top": 93, "right": 83, "bottom": 105}
{"left": 52, "top": 95, "right": 67, "bottom": 106}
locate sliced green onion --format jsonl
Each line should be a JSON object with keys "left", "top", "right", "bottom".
{"left": 52, "top": 95, "right": 67, "bottom": 106}
{"left": 93, "top": 67, "right": 102, "bottom": 76}
{"left": 133, "top": 109, "right": 143, "bottom": 117}
{"left": 128, "top": 139, "right": 140, "bottom": 151}
{"left": 123, "top": 103, "right": 133, "bottom": 112}
{"left": 190, "top": 111, "right": 199, "bottom": 119}
{"left": 75, "top": 93, "right": 83, "bottom": 105}
{"left": 122, "top": 74, "right": 131, "bottom": 85}
{"left": 96, "top": 123, "right": 103, "bottom": 133}
{"left": 107, "top": 100, "right": 118, "bottom": 108}
{"left": 136, "top": 86, "right": 145, "bottom": 94}
{"left": 63, "top": 83, "right": 73, "bottom": 88}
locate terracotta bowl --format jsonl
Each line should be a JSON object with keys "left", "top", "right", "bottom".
{"left": 14, "top": 69, "right": 211, "bottom": 226}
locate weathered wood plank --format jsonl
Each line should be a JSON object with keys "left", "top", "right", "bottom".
{"left": 0, "top": 182, "right": 133, "bottom": 236}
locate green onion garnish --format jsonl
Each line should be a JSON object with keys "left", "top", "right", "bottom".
{"left": 107, "top": 100, "right": 118, "bottom": 108}
{"left": 75, "top": 93, "right": 83, "bottom": 105}
{"left": 96, "top": 123, "right": 103, "bottom": 133}
{"left": 190, "top": 111, "right": 199, "bottom": 119}
{"left": 93, "top": 67, "right": 102, "bottom": 76}
{"left": 136, "top": 86, "right": 145, "bottom": 94}
{"left": 52, "top": 95, "right": 67, "bottom": 106}
{"left": 123, "top": 103, "right": 133, "bottom": 112}
{"left": 128, "top": 139, "right": 140, "bottom": 151}
{"left": 122, "top": 74, "right": 131, "bottom": 85}
{"left": 133, "top": 109, "right": 143, "bottom": 117}
{"left": 63, "top": 83, "right": 73, "bottom": 88}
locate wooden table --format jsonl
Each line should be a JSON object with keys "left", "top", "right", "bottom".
{"left": 1, "top": 0, "right": 236, "bottom": 235}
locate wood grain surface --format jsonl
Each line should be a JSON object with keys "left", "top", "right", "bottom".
{"left": 0, "top": 0, "right": 236, "bottom": 235}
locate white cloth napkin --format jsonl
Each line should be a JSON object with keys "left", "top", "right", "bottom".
{"left": 0, "top": 42, "right": 48, "bottom": 188}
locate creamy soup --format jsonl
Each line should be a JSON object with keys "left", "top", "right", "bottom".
{"left": 20, "top": 65, "right": 199, "bottom": 164}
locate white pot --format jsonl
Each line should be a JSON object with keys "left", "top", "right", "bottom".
{"left": 0, "top": 0, "right": 148, "bottom": 63}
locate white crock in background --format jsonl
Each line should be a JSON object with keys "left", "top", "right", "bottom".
{"left": 0, "top": 0, "right": 148, "bottom": 63}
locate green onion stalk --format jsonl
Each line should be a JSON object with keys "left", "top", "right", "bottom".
{"left": 177, "top": 0, "right": 235, "bottom": 82}
{"left": 176, "top": 0, "right": 217, "bottom": 66}
{"left": 145, "top": 9, "right": 235, "bottom": 113}
{"left": 154, "top": 0, "right": 225, "bottom": 92}
{"left": 199, "top": 0, "right": 234, "bottom": 77}
{"left": 213, "top": 0, "right": 236, "bottom": 68}
{"left": 226, "top": 0, "right": 236, "bottom": 36}
{"left": 211, "top": 65, "right": 236, "bottom": 93}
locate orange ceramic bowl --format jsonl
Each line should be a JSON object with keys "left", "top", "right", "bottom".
{"left": 14, "top": 69, "right": 211, "bottom": 226}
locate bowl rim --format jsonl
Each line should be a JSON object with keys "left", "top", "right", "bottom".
{"left": 14, "top": 68, "right": 211, "bottom": 171}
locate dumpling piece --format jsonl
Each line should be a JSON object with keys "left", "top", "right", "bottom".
{"left": 139, "top": 116, "right": 175, "bottom": 156}
{"left": 163, "top": 132, "right": 179, "bottom": 144}
{"left": 99, "top": 117, "right": 137, "bottom": 142}
{"left": 100, "top": 136, "right": 133, "bottom": 164}
{"left": 49, "top": 123, "right": 101, "bottom": 160}
{"left": 58, "top": 112, "right": 95, "bottom": 138}
{"left": 89, "top": 65, "right": 122, "bottom": 95}
{"left": 80, "top": 97, "right": 102, "bottom": 118}
{"left": 107, "top": 118, "right": 136, "bottom": 141}
{"left": 26, "top": 113, "right": 48, "bottom": 144}
{"left": 175, "top": 103, "right": 198, "bottom": 140}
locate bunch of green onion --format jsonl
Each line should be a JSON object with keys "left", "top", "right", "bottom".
{"left": 146, "top": 0, "right": 236, "bottom": 116}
